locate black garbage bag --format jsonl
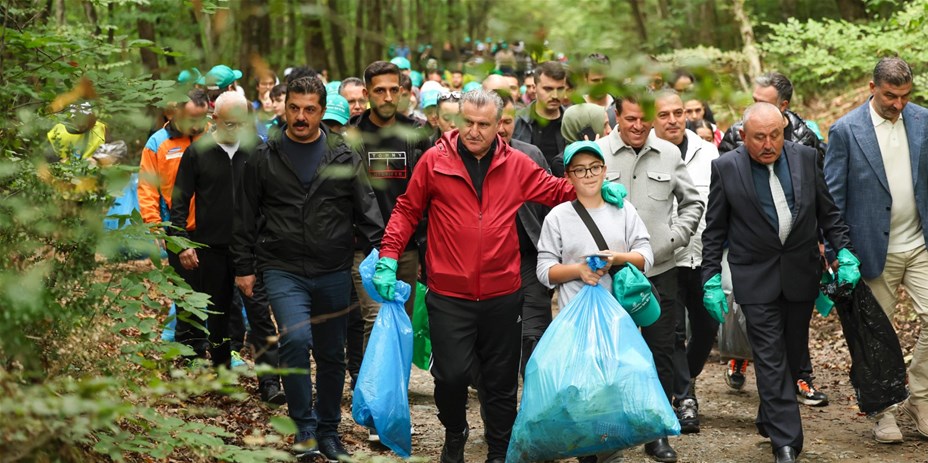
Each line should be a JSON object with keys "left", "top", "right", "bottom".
{"left": 823, "top": 280, "right": 909, "bottom": 414}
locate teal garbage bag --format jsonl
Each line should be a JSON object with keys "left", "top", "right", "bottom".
{"left": 353, "top": 249, "right": 413, "bottom": 458}
{"left": 507, "top": 269, "right": 680, "bottom": 462}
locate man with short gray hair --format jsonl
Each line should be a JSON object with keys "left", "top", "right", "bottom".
{"left": 703, "top": 102, "right": 856, "bottom": 463}
{"left": 372, "top": 88, "right": 579, "bottom": 463}
{"left": 825, "top": 56, "right": 928, "bottom": 444}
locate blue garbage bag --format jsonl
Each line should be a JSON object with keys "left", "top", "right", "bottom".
{"left": 353, "top": 249, "right": 414, "bottom": 458}
{"left": 103, "top": 173, "right": 140, "bottom": 231}
{"left": 507, "top": 264, "right": 680, "bottom": 462}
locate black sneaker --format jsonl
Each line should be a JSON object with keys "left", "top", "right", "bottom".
{"left": 260, "top": 383, "right": 287, "bottom": 407}
{"left": 724, "top": 359, "right": 747, "bottom": 391}
{"left": 796, "top": 379, "right": 829, "bottom": 406}
{"left": 676, "top": 398, "right": 700, "bottom": 433}
{"left": 318, "top": 435, "right": 350, "bottom": 462}
{"left": 293, "top": 431, "right": 323, "bottom": 462}
{"left": 440, "top": 426, "right": 469, "bottom": 463}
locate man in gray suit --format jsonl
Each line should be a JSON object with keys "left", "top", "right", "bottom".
{"left": 825, "top": 56, "right": 928, "bottom": 443}
{"left": 703, "top": 103, "right": 858, "bottom": 463}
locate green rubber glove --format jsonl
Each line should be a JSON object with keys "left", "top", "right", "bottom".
{"left": 836, "top": 248, "right": 861, "bottom": 288}
{"left": 373, "top": 257, "right": 398, "bottom": 301}
{"left": 703, "top": 273, "right": 728, "bottom": 324}
{"left": 815, "top": 290, "right": 834, "bottom": 317}
{"left": 601, "top": 181, "right": 626, "bottom": 208}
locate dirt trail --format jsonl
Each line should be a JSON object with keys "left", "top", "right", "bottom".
{"left": 336, "top": 313, "right": 926, "bottom": 462}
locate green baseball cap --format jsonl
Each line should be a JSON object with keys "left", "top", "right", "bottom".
{"left": 463, "top": 81, "right": 482, "bottom": 93}
{"left": 390, "top": 57, "right": 411, "bottom": 70}
{"left": 410, "top": 70, "right": 424, "bottom": 88}
{"left": 420, "top": 90, "right": 440, "bottom": 109}
{"left": 613, "top": 263, "right": 661, "bottom": 327}
{"left": 563, "top": 140, "right": 604, "bottom": 167}
{"left": 177, "top": 67, "right": 202, "bottom": 85}
{"left": 323, "top": 94, "right": 351, "bottom": 126}
{"left": 203, "top": 64, "right": 243, "bottom": 89}
{"left": 325, "top": 80, "right": 342, "bottom": 96}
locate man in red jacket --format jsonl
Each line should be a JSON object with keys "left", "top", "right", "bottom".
{"left": 373, "top": 89, "right": 624, "bottom": 463}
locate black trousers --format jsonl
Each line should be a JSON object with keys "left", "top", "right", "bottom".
{"left": 642, "top": 268, "right": 679, "bottom": 402}
{"left": 228, "top": 291, "right": 247, "bottom": 353}
{"left": 519, "top": 252, "right": 552, "bottom": 376}
{"left": 741, "top": 297, "right": 809, "bottom": 453}
{"left": 169, "top": 248, "right": 209, "bottom": 357}
{"left": 672, "top": 266, "right": 720, "bottom": 401}
{"left": 346, "top": 283, "right": 364, "bottom": 386}
{"left": 427, "top": 290, "right": 522, "bottom": 461}
{"left": 185, "top": 246, "right": 235, "bottom": 367}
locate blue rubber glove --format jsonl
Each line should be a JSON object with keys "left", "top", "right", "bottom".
{"left": 372, "top": 257, "right": 398, "bottom": 301}
{"left": 836, "top": 248, "right": 861, "bottom": 289}
{"left": 703, "top": 273, "right": 728, "bottom": 324}
{"left": 601, "top": 181, "right": 626, "bottom": 208}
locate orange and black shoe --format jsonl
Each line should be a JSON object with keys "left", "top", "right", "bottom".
{"left": 724, "top": 359, "right": 748, "bottom": 391}
{"left": 796, "top": 378, "right": 829, "bottom": 406}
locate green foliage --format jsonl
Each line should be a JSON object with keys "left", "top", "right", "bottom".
{"left": 0, "top": 4, "right": 294, "bottom": 462}
{"left": 761, "top": 0, "right": 928, "bottom": 103}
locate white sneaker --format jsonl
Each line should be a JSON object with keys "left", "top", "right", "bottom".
{"left": 368, "top": 427, "right": 380, "bottom": 443}
{"left": 871, "top": 411, "right": 903, "bottom": 443}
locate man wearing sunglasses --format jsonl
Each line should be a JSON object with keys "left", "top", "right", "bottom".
{"left": 168, "top": 91, "right": 286, "bottom": 405}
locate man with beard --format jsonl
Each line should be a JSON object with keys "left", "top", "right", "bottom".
{"left": 513, "top": 61, "right": 568, "bottom": 166}
{"left": 351, "top": 62, "right": 430, "bottom": 445}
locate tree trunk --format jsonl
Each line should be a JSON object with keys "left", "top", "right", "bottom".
{"left": 366, "top": 0, "right": 384, "bottom": 66}
{"left": 327, "top": 0, "right": 348, "bottom": 79}
{"left": 137, "top": 5, "right": 159, "bottom": 78}
{"left": 626, "top": 0, "right": 649, "bottom": 44}
{"left": 302, "top": 0, "right": 330, "bottom": 73}
{"left": 82, "top": 1, "right": 100, "bottom": 35}
{"left": 698, "top": 0, "right": 716, "bottom": 46}
{"left": 416, "top": 0, "right": 427, "bottom": 44}
{"left": 238, "top": 0, "right": 272, "bottom": 94}
{"left": 834, "top": 0, "right": 869, "bottom": 21}
{"left": 107, "top": 2, "right": 115, "bottom": 43}
{"left": 54, "top": 0, "right": 65, "bottom": 26}
{"left": 781, "top": 0, "right": 797, "bottom": 20}
{"left": 353, "top": 0, "right": 364, "bottom": 76}
{"left": 732, "top": 0, "right": 761, "bottom": 83}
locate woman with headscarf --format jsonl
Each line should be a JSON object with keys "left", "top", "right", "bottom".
{"left": 550, "top": 103, "right": 611, "bottom": 177}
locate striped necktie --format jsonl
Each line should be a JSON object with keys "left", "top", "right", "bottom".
{"left": 768, "top": 163, "right": 791, "bottom": 244}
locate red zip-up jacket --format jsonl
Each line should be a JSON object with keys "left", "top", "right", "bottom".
{"left": 381, "top": 131, "right": 575, "bottom": 301}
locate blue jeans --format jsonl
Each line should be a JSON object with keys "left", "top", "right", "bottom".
{"left": 263, "top": 269, "right": 350, "bottom": 437}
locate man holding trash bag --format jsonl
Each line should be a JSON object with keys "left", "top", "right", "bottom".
{"left": 701, "top": 102, "right": 859, "bottom": 463}
{"left": 370, "top": 89, "right": 625, "bottom": 463}
{"left": 824, "top": 56, "right": 928, "bottom": 443}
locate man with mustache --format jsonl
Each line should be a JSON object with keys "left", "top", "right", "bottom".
{"left": 232, "top": 76, "right": 383, "bottom": 461}
{"left": 595, "top": 94, "right": 704, "bottom": 463}
{"left": 371, "top": 89, "right": 587, "bottom": 463}
{"left": 702, "top": 103, "right": 858, "bottom": 463}
{"left": 825, "top": 56, "right": 928, "bottom": 444}
{"left": 652, "top": 90, "right": 720, "bottom": 435}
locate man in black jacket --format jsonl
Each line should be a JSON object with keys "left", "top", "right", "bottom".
{"left": 232, "top": 77, "right": 384, "bottom": 461}
{"left": 719, "top": 72, "right": 826, "bottom": 161}
{"left": 512, "top": 61, "right": 568, "bottom": 166}
{"left": 170, "top": 91, "right": 285, "bottom": 405}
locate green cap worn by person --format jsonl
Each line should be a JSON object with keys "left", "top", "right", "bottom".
{"left": 702, "top": 273, "right": 727, "bottom": 324}
{"left": 563, "top": 140, "right": 627, "bottom": 208}
{"left": 323, "top": 94, "right": 351, "bottom": 126}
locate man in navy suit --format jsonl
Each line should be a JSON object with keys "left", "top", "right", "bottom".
{"left": 702, "top": 103, "right": 858, "bottom": 463}
{"left": 825, "top": 56, "right": 928, "bottom": 443}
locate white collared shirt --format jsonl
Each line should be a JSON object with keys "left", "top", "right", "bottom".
{"left": 870, "top": 100, "right": 924, "bottom": 252}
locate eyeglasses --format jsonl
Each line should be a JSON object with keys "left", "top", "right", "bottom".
{"left": 439, "top": 91, "right": 462, "bottom": 102}
{"left": 568, "top": 164, "right": 605, "bottom": 178}
{"left": 220, "top": 120, "right": 247, "bottom": 130}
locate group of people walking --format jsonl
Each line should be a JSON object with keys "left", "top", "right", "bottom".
{"left": 130, "top": 51, "right": 928, "bottom": 463}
